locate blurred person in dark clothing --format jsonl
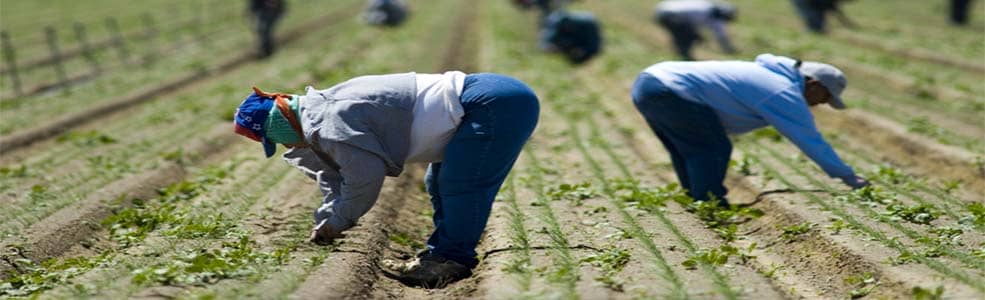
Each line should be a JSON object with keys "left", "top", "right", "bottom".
{"left": 654, "top": 0, "right": 737, "bottom": 61}
{"left": 364, "top": 0, "right": 408, "bottom": 27}
{"left": 950, "top": 0, "right": 974, "bottom": 25}
{"left": 539, "top": 10, "right": 602, "bottom": 64}
{"left": 250, "top": 0, "right": 286, "bottom": 58}
{"left": 790, "top": 0, "right": 856, "bottom": 33}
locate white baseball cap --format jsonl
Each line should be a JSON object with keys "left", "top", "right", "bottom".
{"left": 799, "top": 61, "right": 847, "bottom": 109}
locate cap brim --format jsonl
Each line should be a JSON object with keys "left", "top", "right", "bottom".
{"left": 828, "top": 95, "right": 846, "bottom": 109}
{"left": 262, "top": 138, "right": 277, "bottom": 158}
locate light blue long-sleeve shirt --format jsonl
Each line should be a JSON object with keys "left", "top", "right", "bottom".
{"left": 643, "top": 53, "right": 855, "bottom": 180}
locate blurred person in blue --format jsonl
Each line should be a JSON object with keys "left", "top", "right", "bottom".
{"left": 232, "top": 72, "right": 539, "bottom": 288}
{"left": 539, "top": 10, "right": 602, "bottom": 64}
{"left": 364, "top": 0, "right": 408, "bottom": 27}
{"left": 790, "top": 0, "right": 857, "bottom": 33}
{"left": 249, "top": 0, "right": 286, "bottom": 58}
{"left": 654, "top": 0, "right": 737, "bottom": 61}
{"left": 950, "top": 0, "right": 974, "bottom": 25}
{"left": 630, "top": 54, "right": 869, "bottom": 207}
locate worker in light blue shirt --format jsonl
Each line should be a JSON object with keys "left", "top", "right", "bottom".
{"left": 630, "top": 53, "right": 869, "bottom": 206}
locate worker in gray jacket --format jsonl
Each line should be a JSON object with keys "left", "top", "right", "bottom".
{"left": 233, "top": 72, "right": 539, "bottom": 288}
{"left": 654, "top": 0, "right": 737, "bottom": 61}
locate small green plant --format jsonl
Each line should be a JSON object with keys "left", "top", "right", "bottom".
{"left": 0, "top": 254, "right": 112, "bottom": 297}
{"left": 825, "top": 218, "right": 853, "bottom": 235}
{"left": 729, "top": 156, "right": 756, "bottom": 176}
{"left": 749, "top": 127, "right": 783, "bottom": 142}
{"left": 682, "top": 245, "right": 740, "bottom": 269}
{"left": 546, "top": 182, "right": 597, "bottom": 206}
{"left": 388, "top": 232, "right": 425, "bottom": 250}
{"left": 0, "top": 165, "right": 30, "bottom": 178}
{"left": 56, "top": 130, "right": 117, "bottom": 146}
{"left": 884, "top": 203, "right": 940, "bottom": 225}
{"left": 131, "top": 236, "right": 282, "bottom": 286}
{"left": 962, "top": 203, "right": 985, "bottom": 226}
{"left": 911, "top": 286, "right": 944, "bottom": 300}
{"left": 780, "top": 222, "right": 816, "bottom": 241}
{"left": 843, "top": 272, "right": 878, "bottom": 299}
{"left": 835, "top": 186, "right": 896, "bottom": 207}
{"left": 581, "top": 247, "right": 631, "bottom": 291}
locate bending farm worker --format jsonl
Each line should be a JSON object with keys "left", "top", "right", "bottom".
{"left": 363, "top": 0, "right": 408, "bottom": 27}
{"left": 654, "top": 0, "right": 738, "bottom": 61}
{"left": 539, "top": 10, "right": 603, "bottom": 64}
{"left": 233, "top": 72, "right": 539, "bottom": 288}
{"left": 630, "top": 54, "right": 869, "bottom": 207}
{"left": 248, "top": 0, "right": 286, "bottom": 58}
{"left": 790, "top": 0, "right": 857, "bottom": 33}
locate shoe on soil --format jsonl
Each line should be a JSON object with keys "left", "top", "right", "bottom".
{"left": 308, "top": 219, "right": 344, "bottom": 245}
{"left": 396, "top": 254, "right": 472, "bottom": 289}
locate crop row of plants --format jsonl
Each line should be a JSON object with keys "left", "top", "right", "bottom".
{"left": 3, "top": 0, "right": 469, "bottom": 297}
{"left": 0, "top": 0, "right": 355, "bottom": 134}
{"left": 0, "top": 8, "right": 375, "bottom": 243}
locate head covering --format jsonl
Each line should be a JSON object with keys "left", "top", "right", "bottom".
{"left": 234, "top": 91, "right": 277, "bottom": 157}
{"left": 799, "top": 61, "right": 847, "bottom": 109}
{"left": 265, "top": 95, "right": 302, "bottom": 145}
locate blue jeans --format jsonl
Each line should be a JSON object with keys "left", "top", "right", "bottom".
{"left": 791, "top": 0, "right": 828, "bottom": 33}
{"left": 631, "top": 73, "right": 730, "bottom": 205}
{"left": 424, "top": 73, "right": 539, "bottom": 268}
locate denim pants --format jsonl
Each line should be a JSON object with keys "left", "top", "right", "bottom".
{"left": 424, "top": 73, "right": 539, "bottom": 268}
{"left": 656, "top": 14, "right": 700, "bottom": 61}
{"left": 630, "top": 73, "right": 731, "bottom": 205}
{"left": 791, "top": 0, "right": 827, "bottom": 33}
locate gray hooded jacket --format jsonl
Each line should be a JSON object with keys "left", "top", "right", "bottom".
{"left": 282, "top": 73, "right": 416, "bottom": 232}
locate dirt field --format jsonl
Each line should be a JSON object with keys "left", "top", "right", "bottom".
{"left": 1, "top": 0, "right": 983, "bottom": 299}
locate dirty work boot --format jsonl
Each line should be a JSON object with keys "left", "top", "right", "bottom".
{"left": 397, "top": 254, "right": 472, "bottom": 289}
{"left": 308, "top": 219, "right": 344, "bottom": 245}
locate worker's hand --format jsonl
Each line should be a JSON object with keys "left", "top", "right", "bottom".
{"left": 841, "top": 175, "right": 870, "bottom": 190}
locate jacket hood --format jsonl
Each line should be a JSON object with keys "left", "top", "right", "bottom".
{"left": 755, "top": 53, "right": 803, "bottom": 86}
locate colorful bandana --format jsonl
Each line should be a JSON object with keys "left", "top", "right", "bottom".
{"left": 234, "top": 91, "right": 277, "bottom": 157}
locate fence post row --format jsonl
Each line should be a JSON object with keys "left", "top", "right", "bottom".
{"left": 105, "top": 17, "right": 130, "bottom": 64}
{"left": 1, "top": 31, "right": 23, "bottom": 97}
{"left": 73, "top": 22, "right": 102, "bottom": 74}
{"left": 45, "top": 26, "right": 69, "bottom": 91}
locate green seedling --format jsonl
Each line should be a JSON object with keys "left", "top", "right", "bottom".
{"left": 940, "top": 180, "right": 962, "bottom": 195}
{"left": 963, "top": 203, "right": 985, "bottom": 227}
{"left": 884, "top": 203, "right": 940, "bottom": 225}
{"left": 0, "top": 254, "right": 113, "bottom": 297}
{"left": 0, "top": 165, "right": 30, "bottom": 178}
{"left": 388, "top": 232, "right": 425, "bottom": 250}
{"left": 780, "top": 222, "right": 816, "bottom": 241}
{"left": 545, "top": 182, "right": 597, "bottom": 206}
{"left": 749, "top": 127, "right": 783, "bottom": 142}
{"left": 131, "top": 236, "right": 281, "bottom": 286}
{"left": 682, "top": 245, "right": 740, "bottom": 269}
{"left": 825, "top": 218, "right": 853, "bottom": 235}
{"left": 911, "top": 286, "right": 944, "bottom": 300}
{"left": 843, "top": 272, "right": 878, "bottom": 299}
{"left": 581, "top": 247, "right": 631, "bottom": 291}
{"left": 56, "top": 130, "right": 118, "bottom": 146}
{"left": 835, "top": 186, "right": 896, "bottom": 207}
{"left": 729, "top": 156, "right": 756, "bottom": 176}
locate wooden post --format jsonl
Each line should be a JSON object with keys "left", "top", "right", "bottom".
{"left": 73, "top": 22, "right": 101, "bottom": 74}
{"left": 105, "top": 17, "right": 130, "bottom": 64}
{"left": 45, "top": 26, "right": 69, "bottom": 91}
{"left": 141, "top": 13, "right": 158, "bottom": 67}
{"left": 1, "top": 31, "right": 23, "bottom": 97}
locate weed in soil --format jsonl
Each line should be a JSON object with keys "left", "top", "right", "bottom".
{"left": 56, "top": 130, "right": 118, "bottom": 147}
{"left": 884, "top": 203, "right": 941, "bottom": 225}
{"left": 545, "top": 182, "right": 597, "bottom": 206}
{"left": 0, "top": 254, "right": 114, "bottom": 297}
{"left": 780, "top": 222, "right": 816, "bottom": 241}
{"left": 131, "top": 235, "right": 286, "bottom": 286}
{"left": 911, "top": 286, "right": 945, "bottom": 300}
{"left": 844, "top": 272, "right": 879, "bottom": 299}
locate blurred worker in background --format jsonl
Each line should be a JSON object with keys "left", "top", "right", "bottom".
{"left": 364, "top": 0, "right": 408, "bottom": 27}
{"left": 950, "top": 0, "right": 974, "bottom": 25}
{"left": 630, "top": 54, "right": 869, "bottom": 207}
{"left": 539, "top": 10, "right": 603, "bottom": 64}
{"left": 233, "top": 72, "right": 539, "bottom": 288}
{"left": 790, "top": 0, "right": 857, "bottom": 33}
{"left": 654, "top": 0, "right": 738, "bottom": 61}
{"left": 249, "top": 0, "right": 286, "bottom": 58}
